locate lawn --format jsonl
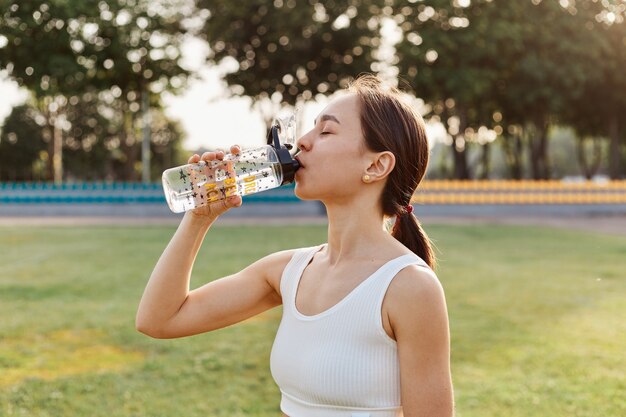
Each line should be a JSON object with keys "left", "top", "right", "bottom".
{"left": 0, "top": 221, "right": 624, "bottom": 417}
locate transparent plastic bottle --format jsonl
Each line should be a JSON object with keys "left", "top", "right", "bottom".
{"left": 161, "top": 115, "right": 300, "bottom": 214}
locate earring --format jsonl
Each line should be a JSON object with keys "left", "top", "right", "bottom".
{"left": 362, "top": 174, "right": 371, "bottom": 183}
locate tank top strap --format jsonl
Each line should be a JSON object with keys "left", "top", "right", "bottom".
{"left": 370, "top": 253, "right": 431, "bottom": 313}
{"left": 280, "top": 244, "right": 325, "bottom": 306}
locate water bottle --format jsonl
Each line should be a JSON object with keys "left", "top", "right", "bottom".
{"left": 161, "top": 114, "right": 300, "bottom": 214}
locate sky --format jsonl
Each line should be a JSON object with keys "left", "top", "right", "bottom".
{"left": 160, "top": 65, "right": 329, "bottom": 152}
{"left": 0, "top": 72, "right": 29, "bottom": 129}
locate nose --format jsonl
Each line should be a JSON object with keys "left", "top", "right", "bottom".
{"left": 296, "top": 128, "right": 313, "bottom": 152}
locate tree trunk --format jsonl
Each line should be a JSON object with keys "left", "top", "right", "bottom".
{"left": 451, "top": 139, "right": 470, "bottom": 179}
{"left": 39, "top": 101, "right": 54, "bottom": 182}
{"left": 52, "top": 116, "right": 63, "bottom": 185}
{"left": 452, "top": 108, "right": 471, "bottom": 180}
{"left": 528, "top": 118, "right": 550, "bottom": 180}
{"left": 501, "top": 131, "right": 523, "bottom": 180}
{"left": 576, "top": 136, "right": 602, "bottom": 180}
{"left": 42, "top": 99, "right": 65, "bottom": 185}
{"left": 45, "top": 128, "right": 54, "bottom": 181}
{"left": 141, "top": 90, "right": 151, "bottom": 184}
{"left": 608, "top": 114, "right": 622, "bottom": 179}
{"left": 120, "top": 105, "right": 138, "bottom": 181}
{"left": 478, "top": 141, "right": 491, "bottom": 180}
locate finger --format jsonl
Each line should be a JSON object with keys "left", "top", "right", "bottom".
{"left": 201, "top": 151, "right": 216, "bottom": 161}
{"left": 224, "top": 195, "right": 242, "bottom": 209}
{"left": 188, "top": 154, "right": 200, "bottom": 164}
{"left": 225, "top": 159, "right": 236, "bottom": 178}
{"left": 229, "top": 195, "right": 242, "bottom": 207}
{"left": 230, "top": 145, "right": 241, "bottom": 155}
{"left": 197, "top": 149, "right": 226, "bottom": 171}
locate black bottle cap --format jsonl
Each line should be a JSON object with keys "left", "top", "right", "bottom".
{"left": 267, "top": 125, "right": 300, "bottom": 185}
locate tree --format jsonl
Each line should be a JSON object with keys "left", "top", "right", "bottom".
{"left": 393, "top": 0, "right": 506, "bottom": 179}
{"left": 0, "top": 96, "right": 184, "bottom": 181}
{"left": 83, "top": 0, "right": 190, "bottom": 181}
{"left": 543, "top": 0, "right": 626, "bottom": 180}
{"left": 0, "top": 104, "right": 47, "bottom": 181}
{"left": 576, "top": 7, "right": 626, "bottom": 179}
{"left": 0, "top": 0, "right": 190, "bottom": 182}
{"left": 597, "top": 1, "right": 626, "bottom": 179}
{"left": 393, "top": 0, "right": 617, "bottom": 180}
{"left": 196, "top": 0, "right": 384, "bottom": 125}
{"left": 1, "top": 1, "right": 85, "bottom": 182}
{"left": 61, "top": 91, "right": 121, "bottom": 180}
{"left": 149, "top": 112, "right": 185, "bottom": 179}
{"left": 500, "top": 1, "right": 608, "bottom": 180}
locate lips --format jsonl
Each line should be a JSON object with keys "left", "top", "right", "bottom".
{"left": 295, "top": 155, "right": 305, "bottom": 169}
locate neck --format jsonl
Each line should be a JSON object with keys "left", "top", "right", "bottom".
{"left": 322, "top": 195, "right": 391, "bottom": 265}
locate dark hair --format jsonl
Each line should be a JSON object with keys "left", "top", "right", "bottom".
{"left": 349, "top": 75, "right": 435, "bottom": 268}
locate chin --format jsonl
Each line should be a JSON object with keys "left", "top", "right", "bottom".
{"left": 294, "top": 182, "right": 313, "bottom": 200}
{"left": 294, "top": 179, "right": 323, "bottom": 201}
{"left": 295, "top": 181, "right": 341, "bottom": 203}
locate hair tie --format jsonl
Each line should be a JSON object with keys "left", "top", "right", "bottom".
{"left": 396, "top": 204, "right": 414, "bottom": 222}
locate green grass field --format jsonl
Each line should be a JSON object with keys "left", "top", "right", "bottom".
{"left": 1, "top": 221, "right": 625, "bottom": 417}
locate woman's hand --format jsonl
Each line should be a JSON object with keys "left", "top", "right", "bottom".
{"left": 187, "top": 144, "right": 243, "bottom": 220}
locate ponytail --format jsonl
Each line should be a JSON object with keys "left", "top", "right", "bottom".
{"left": 349, "top": 75, "right": 434, "bottom": 268}
{"left": 391, "top": 212, "right": 436, "bottom": 269}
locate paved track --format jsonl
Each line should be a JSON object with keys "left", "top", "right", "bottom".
{"left": 1, "top": 215, "right": 625, "bottom": 237}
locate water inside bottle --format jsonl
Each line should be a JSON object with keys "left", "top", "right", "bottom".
{"left": 162, "top": 147, "right": 283, "bottom": 213}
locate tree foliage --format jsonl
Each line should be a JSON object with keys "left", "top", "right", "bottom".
{"left": 394, "top": 0, "right": 504, "bottom": 179}
{"left": 0, "top": 104, "right": 47, "bottom": 181}
{"left": 0, "top": 0, "right": 189, "bottom": 96}
{"left": 393, "top": 0, "right": 625, "bottom": 179}
{"left": 196, "top": 0, "right": 385, "bottom": 121}
{"left": 0, "top": 0, "right": 624, "bottom": 181}
{"left": 562, "top": 5, "right": 626, "bottom": 179}
{"left": 0, "top": 0, "right": 190, "bottom": 181}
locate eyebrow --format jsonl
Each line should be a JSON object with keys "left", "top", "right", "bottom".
{"left": 314, "top": 114, "right": 341, "bottom": 125}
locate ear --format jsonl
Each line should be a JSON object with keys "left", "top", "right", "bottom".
{"left": 364, "top": 151, "right": 395, "bottom": 182}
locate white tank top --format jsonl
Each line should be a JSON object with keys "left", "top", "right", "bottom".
{"left": 270, "top": 244, "right": 430, "bottom": 417}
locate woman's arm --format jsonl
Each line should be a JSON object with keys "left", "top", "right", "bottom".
{"left": 387, "top": 266, "right": 454, "bottom": 417}
{"left": 136, "top": 149, "right": 292, "bottom": 339}
{"left": 136, "top": 214, "right": 292, "bottom": 338}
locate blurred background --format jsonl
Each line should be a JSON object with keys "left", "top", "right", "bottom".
{"left": 1, "top": 0, "right": 625, "bottom": 219}
{"left": 1, "top": 2, "right": 625, "bottom": 417}
{"left": 1, "top": 0, "right": 625, "bottom": 184}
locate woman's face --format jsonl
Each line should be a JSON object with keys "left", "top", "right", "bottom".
{"left": 294, "top": 93, "right": 373, "bottom": 202}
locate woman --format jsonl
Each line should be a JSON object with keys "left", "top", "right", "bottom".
{"left": 136, "top": 75, "right": 454, "bottom": 417}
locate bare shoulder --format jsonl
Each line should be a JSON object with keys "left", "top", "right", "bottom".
{"left": 246, "top": 248, "right": 300, "bottom": 297}
{"left": 384, "top": 264, "right": 448, "bottom": 332}
{"left": 388, "top": 264, "right": 445, "bottom": 305}
{"left": 252, "top": 248, "right": 298, "bottom": 271}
